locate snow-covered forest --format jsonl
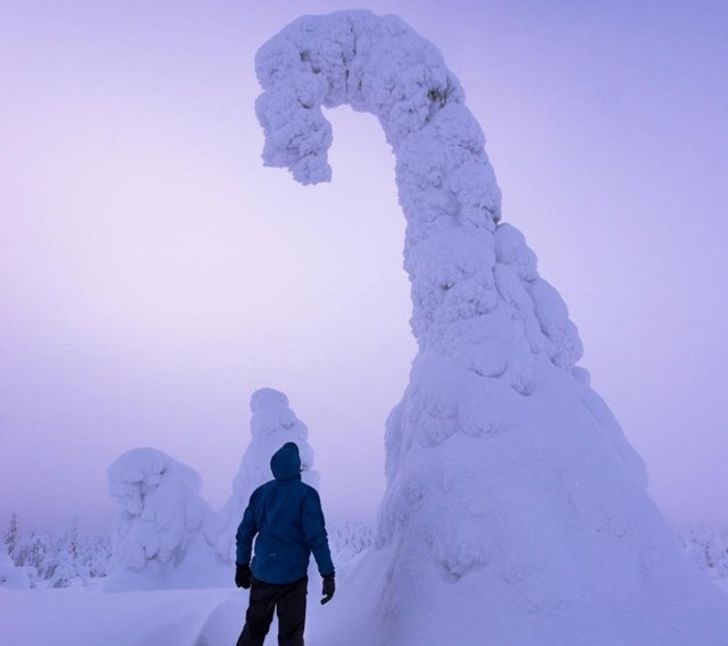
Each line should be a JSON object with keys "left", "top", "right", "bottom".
{"left": 1, "top": 514, "right": 110, "bottom": 589}
{"left": 0, "top": 513, "right": 376, "bottom": 590}
{"left": 4, "top": 514, "right": 728, "bottom": 594}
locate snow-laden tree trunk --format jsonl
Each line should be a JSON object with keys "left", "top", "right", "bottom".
{"left": 207, "top": 388, "right": 319, "bottom": 562}
{"left": 255, "top": 10, "right": 728, "bottom": 645}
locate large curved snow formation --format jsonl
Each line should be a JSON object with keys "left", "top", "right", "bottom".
{"left": 207, "top": 388, "right": 319, "bottom": 562}
{"left": 255, "top": 11, "right": 728, "bottom": 645}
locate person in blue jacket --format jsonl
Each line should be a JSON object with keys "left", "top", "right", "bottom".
{"left": 235, "top": 442, "right": 335, "bottom": 646}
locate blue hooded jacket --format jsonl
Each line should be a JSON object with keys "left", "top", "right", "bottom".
{"left": 235, "top": 442, "right": 335, "bottom": 584}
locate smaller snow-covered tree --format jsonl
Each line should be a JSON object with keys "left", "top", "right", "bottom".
{"left": 45, "top": 519, "right": 90, "bottom": 587}
{"left": 64, "top": 517, "right": 80, "bottom": 561}
{"left": 47, "top": 547, "right": 83, "bottom": 588}
{"left": 83, "top": 533, "right": 111, "bottom": 578}
{"left": 105, "top": 447, "right": 211, "bottom": 589}
{"left": 12, "top": 530, "right": 49, "bottom": 580}
{"left": 207, "top": 388, "right": 320, "bottom": 562}
{"left": 3, "top": 513, "right": 19, "bottom": 558}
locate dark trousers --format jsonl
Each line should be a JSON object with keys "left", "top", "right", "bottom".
{"left": 237, "top": 575, "right": 308, "bottom": 646}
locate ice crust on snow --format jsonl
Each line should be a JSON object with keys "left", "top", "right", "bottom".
{"left": 255, "top": 10, "right": 728, "bottom": 645}
{"left": 206, "top": 388, "right": 319, "bottom": 562}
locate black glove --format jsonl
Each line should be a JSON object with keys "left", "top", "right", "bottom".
{"left": 235, "top": 563, "right": 252, "bottom": 589}
{"left": 321, "top": 573, "right": 335, "bottom": 605}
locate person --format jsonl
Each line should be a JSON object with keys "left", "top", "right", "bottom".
{"left": 235, "top": 441, "right": 335, "bottom": 646}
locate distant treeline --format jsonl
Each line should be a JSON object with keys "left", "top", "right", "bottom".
{"left": 1, "top": 514, "right": 373, "bottom": 589}
{"left": 2, "top": 513, "right": 110, "bottom": 588}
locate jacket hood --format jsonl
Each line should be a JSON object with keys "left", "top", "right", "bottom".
{"left": 270, "top": 442, "right": 302, "bottom": 481}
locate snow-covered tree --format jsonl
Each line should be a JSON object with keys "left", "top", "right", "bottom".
{"left": 45, "top": 519, "right": 90, "bottom": 587}
{"left": 47, "top": 546, "right": 85, "bottom": 588}
{"left": 3, "top": 513, "right": 19, "bottom": 558}
{"left": 104, "top": 447, "right": 223, "bottom": 590}
{"left": 12, "top": 530, "right": 49, "bottom": 581}
{"left": 207, "top": 388, "right": 319, "bottom": 562}
{"left": 63, "top": 517, "right": 81, "bottom": 561}
{"left": 254, "top": 11, "right": 728, "bottom": 645}
{"left": 82, "top": 533, "right": 111, "bottom": 579}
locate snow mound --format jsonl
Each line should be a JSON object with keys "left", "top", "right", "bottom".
{"left": 0, "top": 553, "right": 32, "bottom": 590}
{"left": 105, "top": 447, "right": 226, "bottom": 591}
{"left": 206, "top": 388, "right": 319, "bottom": 562}
{"left": 255, "top": 10, "right": 728, "bottom": 645}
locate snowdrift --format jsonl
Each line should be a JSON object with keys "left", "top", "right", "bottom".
{"left": 0, "top": 587, "right": 243, "bottom": 645}
{"left": 255, "top": 10, "right": 728, "bottom": 645}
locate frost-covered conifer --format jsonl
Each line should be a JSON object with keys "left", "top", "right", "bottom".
{"left": 3, "top": 513, "right": 19, "bottom": 559}
{"left": 104, "top": 447, "right": 214, "bottom": 590}
{"left": 207, "top": 388, "right": 319, "bottom": 562}
{"left": 83, "top": 533, "right": 111, "bottom": 579}
{"left": 45, "top": 520, "right": 90, "bottom": 587}
{"left": 12, "top": 530, "right": 49, "bottom": 581}
{"left": 47, "top": 546, "right": 84, "bottom": 588}
{"left": 255, "top": 11, "right": 728, "bottom": 644}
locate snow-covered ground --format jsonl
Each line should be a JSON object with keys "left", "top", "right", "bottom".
{"left": 0, "top": 551, "right": 368, "bottom": 645}
{"left": 0, "top": 586, "right": 243, "bottom": 645}
{"left": 2, "top": 533, "right": 727, "bottom": 646}
{"left": 679, "top": 524, "right": 728, "bottom": 594}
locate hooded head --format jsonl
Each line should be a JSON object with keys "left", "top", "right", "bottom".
{"left": 270, "top": 442, "right": 302, "bottom": 481}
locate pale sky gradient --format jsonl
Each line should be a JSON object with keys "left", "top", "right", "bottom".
{"left": 1, "top": 0, "right": 727, "bottom": 532}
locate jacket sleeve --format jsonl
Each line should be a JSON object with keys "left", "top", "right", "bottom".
{"left": 235, "top": 490, "right": 258, "bottom": 565}
{"left": 302, "top": 488, "right": 335, "bottom": 576}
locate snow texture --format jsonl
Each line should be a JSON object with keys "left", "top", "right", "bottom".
{"left": 255, "top": 10, "right": 728, "bottom": 645}
{"left": 680, "top": 524, "right": 728, "bottom": 593}
{"left": 0, "top": 586, "right": 244, "bottom": 646}
{"left": 0, "top": 553, "right": 32, "bottom": 590}
{"left": 206, "top": 388, "right": 319, "bottom": 562}
{"left": 105, "top": 448, "right": 225, "bottom": 591}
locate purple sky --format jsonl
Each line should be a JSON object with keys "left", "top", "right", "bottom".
{"left": 1, "top": 0, "right": 727, "bottom": 532}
